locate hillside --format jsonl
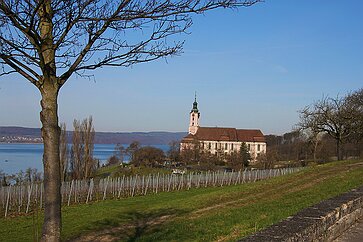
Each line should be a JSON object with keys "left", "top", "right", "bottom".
{"left": 0, "top": 126, "right": 186, "bottom": 145}
{"left": 1, "top": 160, "right": 363, "bottom": 241}
{"left": 94, "top": 131, "right": 186, "bottom": 144}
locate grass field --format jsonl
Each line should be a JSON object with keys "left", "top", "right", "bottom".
{"left": 2, "top": 159, "right": 363, "bottom": 242}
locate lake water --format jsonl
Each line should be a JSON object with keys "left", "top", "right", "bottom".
{"left": 0, "top": 143, "right": 169, "bottom": 174}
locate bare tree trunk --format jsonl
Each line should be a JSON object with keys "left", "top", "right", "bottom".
{"left": 71, "top": 120, "right": 82, "bottom": 180}
{"left": 60, "top": 123, "right": 68, "bottom": 182}
{"left": 37, "top": 0, "right": 62, "bottom": 239}
{"left": 40, "top": 81, "right": 61, "bottom": 242}
{"left": 313, "top": 135, "right": 319, "bottom": 162}
{"left": 83, "top": 117, "right": 95, "bottom": 179}
{"left": 337, "top": 139, "right": 342, "bottom": 161}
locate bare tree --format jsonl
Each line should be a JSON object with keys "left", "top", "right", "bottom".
{"left": 70, "top": 119, "right": 82, "bottom": 180}
{"left": 106, "top": 155, "right": 121, "bottom": 166}
{"left": 114, "top": 143, "right": 126, "bottom": 164}
{"left": 301, "top": 128, "right": 323, "bottom": 162}
{"left": 0, "top": 169, "right": 8, "bottom": 187}
{"left": 126, "top": 141, "right": 140, "bottom": 163}
{"left": 0, "top": 0, "right": 260, "bottom": 240}
{"left": 25, "top": 168, "right": 42, "bottom": 182}
{"left": 167, "top": 140, "right": 180, "bottom": 164}
{"left": 82, "top": 116, "right": 95, "bottom": 179}
{"left": 131, "top": 146, "right": 165, "bottom": 167}
{"left": 298, "top": 95, "right": 356, "bottom": 161}
{"left": 180, "top": 139, "right": 202, "bottom": 165}
{"left": 346, "top": 88, "right": 363, "bottom": 141}
{"left": 70, "top": 116, "right": 95, "bottom": 179}
{"left": 59, "top": 122, "right": 68, "bottom": 182}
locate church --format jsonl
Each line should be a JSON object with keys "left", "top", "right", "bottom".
{"left": 180, "top": 96, "right": 266, "bottom": 161}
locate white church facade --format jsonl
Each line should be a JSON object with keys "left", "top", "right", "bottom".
{"left": 180, "top": 97, "right": 266, "bottom": 161}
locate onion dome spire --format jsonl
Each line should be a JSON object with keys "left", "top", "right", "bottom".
{"left": 191, "top": 92, "right": 199, "bottom": 113}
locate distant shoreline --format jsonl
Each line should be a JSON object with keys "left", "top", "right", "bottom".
{"left": 0, "top": 142, "right": 171, "bottom": 146}
{"left": 0, "top": 141, "right": 42, "bottom": 144}
{"left": 0, "top": 126, "right": 186, "bottom": 145}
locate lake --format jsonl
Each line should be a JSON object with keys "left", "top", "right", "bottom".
{"left": 0, "top": 143, "right": 169, "bottom": 174}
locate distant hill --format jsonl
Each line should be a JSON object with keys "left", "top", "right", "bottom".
{"left": 0, "top": 126, "right": 41, "bottom": 136}
{"left": 0, "top": 126, "right": 187, "bottom": 145}
{"left": 93, "top": 131, "right": 186, "bottom": 144}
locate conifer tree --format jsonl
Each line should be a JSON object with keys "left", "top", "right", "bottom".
{"left": 240, "top": 142, "right": 251, "bottom": 168}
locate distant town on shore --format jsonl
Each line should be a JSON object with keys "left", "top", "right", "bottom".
{"left": 0, "top": 126, "right": 187, "bottom": 145}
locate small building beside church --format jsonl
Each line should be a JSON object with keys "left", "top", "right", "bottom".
{"left": 180, "top": 97, "right": 266, "bottom": 161}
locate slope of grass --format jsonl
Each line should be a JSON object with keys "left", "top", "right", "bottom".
{"left": 2, "top": 160, "right": 363, "bottom": 242}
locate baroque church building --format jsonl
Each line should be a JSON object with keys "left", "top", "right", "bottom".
{"left": 180, "top": 97, "right": 266, "bottom": 161}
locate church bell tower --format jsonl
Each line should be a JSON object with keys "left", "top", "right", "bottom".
{"left": 189, "top": 93, "right": 200, "bottom": 135}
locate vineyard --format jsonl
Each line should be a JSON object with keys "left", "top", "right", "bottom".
{"left": 0, "top": 167, "right": 302, "bottom": 217}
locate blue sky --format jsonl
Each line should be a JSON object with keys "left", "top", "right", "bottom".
{"left": 0, "top": 1, "right": 362, "bottom": 135}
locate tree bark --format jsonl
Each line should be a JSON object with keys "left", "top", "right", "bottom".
{"left": 40, "top": 80, "right": 61, "bottom": 242}
{"left": 337, "top": 139, "right": 342, "bottom": 161}
{"left": 59, "top": 123, "right": 68, "bottom": 182}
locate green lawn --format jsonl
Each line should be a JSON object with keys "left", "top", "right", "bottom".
{"left": 2, "top": 159, "right": 363, "bottom": 242}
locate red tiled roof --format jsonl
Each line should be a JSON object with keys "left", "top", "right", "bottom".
{"left": 180, "top": 133, "right": 195, "bottom": 143}
{"left": 183, "top": 127, "right": 265, "bottom": 143}
{"left": 195, "top": 127, "right": 237, "bottom": 141}
{"left": 236, "top": 129, "right": 265, "bottom": 142}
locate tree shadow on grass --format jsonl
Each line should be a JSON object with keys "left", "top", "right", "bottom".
{"left": 68, "top": 207, "right": 186, "bottom": 242}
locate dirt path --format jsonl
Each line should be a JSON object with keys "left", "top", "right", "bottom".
{"left": 69, "top": 214, "right": 174, "bottom": 242}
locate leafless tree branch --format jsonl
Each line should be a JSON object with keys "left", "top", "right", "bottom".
{"left": 1, "top": 0, "right": 262, "bottom": 85}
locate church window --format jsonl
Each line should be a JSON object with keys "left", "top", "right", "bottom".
{"left": 231, "top": 144, "right": 234, "bottom": 150}
{"left": 192, "top": 122, "right": 194, "bottom": 126}
{"left": 257, "top": 144, "right": 261, "bottom": 152}
{"left": 215, "top": 143, "right": 217, "bottom": 149}
{"left": 248, "top": 144, "right": 251, "bottom": 150}
{"left": 225, "top": 143, "right": 228, "bottom": 150}
{"left": 208, "top": 143, "right": 211, "bottom": 149}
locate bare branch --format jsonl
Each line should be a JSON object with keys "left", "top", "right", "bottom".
{"left": 0, "top": 54, "right": 39, "bottom": 85}
{"left": 59, "top": 0, "right": 132, "bottom": 83}
{"left": 0, "top": 69, "right": 16, "bottom": 76}
{"left": 1, "top": 0, "right": 262, "bottom": 87}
